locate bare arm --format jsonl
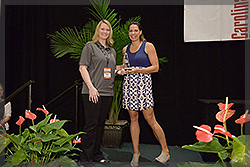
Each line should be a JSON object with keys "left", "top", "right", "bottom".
{"left": 79, "top": 65, "right": 99, "bottom": 103}
{"left": 4, "top": 116, "right": 11, "bottom": 123}
{"left": 128, "top": 42, "right": 159, "bottom": 74}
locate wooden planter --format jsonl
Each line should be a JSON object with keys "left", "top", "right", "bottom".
{"left": 102, "top": 120, "right": 129, "bottom": 148}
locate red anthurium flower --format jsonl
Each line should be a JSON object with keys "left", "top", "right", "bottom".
{"left": 235, "top": 110, "right": 250, "bottom": 124}
{"left": 216, "top": 109, "right": 235, "bottom": 123}
{"left": 49, "top": 119, "right": 60, "bottom": 124}
{"left": 25, "top": 110, "right": 37, "bottom": 120}
{"left": 217, "top": 102, "right": 234, "bottom": 110}
{"left": 36, "top": 140, "right": 42, "bottom": 144}
{"left": 16, "top": 116, "right": 25, "bottom": 126}
{"left": 194, "top": 125, "right": 213, "bottom": 143}
{"left": 3, "top": 134, "right": 8, "bottom": 137}
{"left": 73, "top": 136, "right": 81, "bottom": 144}
{"left": 213, "top": 124, "right": 232, "bottom": 138}
{"left": 36, "top": 108, "right": 49, "bottom": 116}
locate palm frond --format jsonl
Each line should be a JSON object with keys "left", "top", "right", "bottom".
{"left": 81, "top": 20, "right": 98, "bottom": 35}
{"left": 87, "top": 0, "right": 121, "bottom": 31}
{"left": 48, "top": 27, "right": 92, "bottom": 59}
{"left": 88, "top": 0, "right": 110, "bottom": 20}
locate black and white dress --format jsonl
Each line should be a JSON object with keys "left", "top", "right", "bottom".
{"left": 122, "top": 42, "right": 154, "bottom": 111}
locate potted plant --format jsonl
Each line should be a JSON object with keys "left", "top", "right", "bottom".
{"left": 0, "top": 106, "right": 84, "bottom": 166}
{"left": 179, "top": 97, "right": 250, "bottom": 167}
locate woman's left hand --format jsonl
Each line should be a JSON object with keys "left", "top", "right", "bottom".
{"left": 127, "top": 67, "right": 139, "bottom": 74}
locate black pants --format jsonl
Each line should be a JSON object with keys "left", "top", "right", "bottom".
{"left": 80, "top": 95, "right": 113, "bottom": 162}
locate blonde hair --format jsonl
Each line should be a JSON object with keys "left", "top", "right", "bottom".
{"left": 92, "top": 20, "right": 114, "bottom": 46}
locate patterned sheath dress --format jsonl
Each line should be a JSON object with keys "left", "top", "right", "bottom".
{"left": 122, "top": 41, "right": 154, "bottom": 111}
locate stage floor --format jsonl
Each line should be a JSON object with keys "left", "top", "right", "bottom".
{"left": 90, "top": 142, "right": 204, "bottom": 167}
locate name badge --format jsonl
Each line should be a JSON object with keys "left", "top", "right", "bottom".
{"left": 104, "top": 67, "right": 111, "bottom": 79}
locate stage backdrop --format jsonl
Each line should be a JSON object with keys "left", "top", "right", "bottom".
{"left": 184, "top": 0, "right": 250, "bottom": 42}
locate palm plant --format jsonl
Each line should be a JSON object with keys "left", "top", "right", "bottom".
{"left": 48, "top": 0, "right": 167, "bottom": 124}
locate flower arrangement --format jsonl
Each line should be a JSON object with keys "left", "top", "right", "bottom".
{"left": 0, "top": 105, "right": 84, "bottom": 166}
{"left": 182, "top": 97, "right": 250, "bottom": 166}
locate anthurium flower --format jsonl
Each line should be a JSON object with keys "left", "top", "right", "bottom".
{"left": 49, "top": 119, "right": 60, "bottom": 124}
{"left": 194, "top": 125, "right": 213, "bottom": 142}
{"left": 36, "top": 107, "right": 49, "bottom": 116}
{"left": 3, "top": 134, "right": 8, "bottom": 137}
{"left": 213, "top": 124, "right": 232, "bottom": 138}
{"left": 25, "top": 110, "right": 37, "bottom": 120}
{"left": 73, "top": 136, "right": 81, "bottom": 144}
{"left": 217, "top": 102, "right": 234, "bottom": 110}
{"left": 36, "top": 140, "right": 42, "bottom": 144}
{"left": 16, "top": 116, "right": 25, "bottom": 126}
{"left": 49, "top": 114, "right": 59, "bottom": 124}
{"left": 235, "top": 110, "right": 250, "bottom": 124}
{"left": 216, "top": 109, "right": 235, "bottom": 123}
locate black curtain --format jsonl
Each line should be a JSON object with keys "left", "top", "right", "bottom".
{"left": 5, "top": 5, "right": 245, "bottom": 146}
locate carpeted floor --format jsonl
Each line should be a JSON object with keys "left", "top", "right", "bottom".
{"left": 82, "top": 142, "right": 205, "bottom": 167}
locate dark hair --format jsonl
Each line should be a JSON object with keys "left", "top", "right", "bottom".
{"left": 129, "top": 21, "right": 146, "bottom": 42}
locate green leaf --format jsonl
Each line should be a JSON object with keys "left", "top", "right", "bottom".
{"left": 51, "top": 143, "right": 81, "bottom": 153}
{"left": 57, "top": 128, "right": 69, "bottom": 137}
{"left": 0, "top": 135, "right": 11, "bottom": 153}
{"left": 39, "top": 133, "right": 61, "bottom": 142}
{"left": 41, "top": 120, "right": 69, "bottom": 134}
{"left": 182, "top": 137, "right": 226, "bottom": 153}
{"left": 58, "top": 155, "right": 79, "bottom": 167}
{"left": 11, "top": 150, "right": 27, "bottom": 166}
{"left": 29, "top": 114, "right": 52, "bottom": 132}
{"left": 20, "top": 128, "right": 30, "bottom": 144}
{"left": 28, "top": 142, "right": 43, "bottom": 154}
{"left": 231, "top": 136, "right": 246, "bottom": 163}
{"left": 7, "top": 134, "right": 23, "bottom": 148}
{"left": 54, "top": 132, "right": 84, "bottom": 147}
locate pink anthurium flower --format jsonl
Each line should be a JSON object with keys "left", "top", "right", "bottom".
{"left": 16, "top": 116, "right": 25, "bottom": 126}
{"left": 49, "top": 115, "right": 59, "bottom": 124}
{"left": 213, "top": 124, "right": 232, "bottom": 138}
{"left": 36, "top": 107, "right": 49, "bottom": 116}
{"left": 216, "top": 109, "right": 235, "bottom": 123}
{"left": 73, "top": 136, "right": 81, "bottom": 144}
{"left": 49, "top": 119, "right": 60, "bottom": 124}
{"left": 194, "top": 125, "right": 213, "bottom": 143}
{"left": 235, "top": 110, "right": 250, "bottom": 124}
{"left": 25, "top": 110, "right": 37, "bottom": 120}
{"left": 217, "top": 102, "right": 234, "bottom": 110}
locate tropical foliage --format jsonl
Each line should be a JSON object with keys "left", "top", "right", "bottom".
{"left": 48, "top": 0, "right": 167, "bottom": 124}
{"left": 181, "top": 97, "right": 250, "bottom": 167}
{"left": 0, "top": 107, "right": 84, "bottom": 166}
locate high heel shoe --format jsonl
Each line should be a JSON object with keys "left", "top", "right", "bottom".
{"left": 130, "top": 153, "right": 140, "bottom": 167}
{"left": 155, "top": 152, "right": 170, "bottom": 166}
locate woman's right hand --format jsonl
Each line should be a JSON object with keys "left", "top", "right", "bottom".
{"left": 89, "top": 87, "right": 99, "bottom": 103}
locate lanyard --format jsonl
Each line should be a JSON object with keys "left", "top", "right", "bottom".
{"left": 96, "top": 42, "right": 111, "bottom": 66}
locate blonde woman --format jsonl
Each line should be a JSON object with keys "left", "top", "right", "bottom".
{"left": 79, "top": 20, "right": 116, "bottom": 166}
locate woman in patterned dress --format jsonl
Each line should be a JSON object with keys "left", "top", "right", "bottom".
{"left": 122, "top": 22, "right": 170, "bottom": 167}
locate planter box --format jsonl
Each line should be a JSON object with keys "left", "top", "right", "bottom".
{"left": 102, "top": 120, "right": 129, "bottom": 148}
